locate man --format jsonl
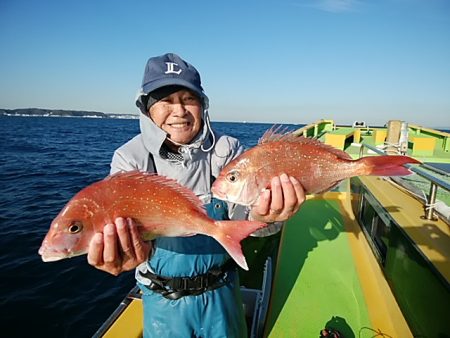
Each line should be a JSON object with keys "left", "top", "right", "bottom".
{"left": 88, "top": 53, "right": 304, "bottom": 337}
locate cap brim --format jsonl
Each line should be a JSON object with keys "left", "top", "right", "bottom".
{"left": 140, "top": 78, "right": 209, "bottom": 111}
{"left": 142, "top": 78, "right": 204, "bottom": 99}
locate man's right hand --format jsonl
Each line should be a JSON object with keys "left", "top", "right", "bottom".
{"left": 87, "top": 217, "right": 151, "bottom": 276}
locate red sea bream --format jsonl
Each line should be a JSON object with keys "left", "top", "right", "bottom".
{"left": 39, "top": 171, "right": 267, "bottom": 270}
{"left": 211, "top": 128, "right": 421, "bottom": 206}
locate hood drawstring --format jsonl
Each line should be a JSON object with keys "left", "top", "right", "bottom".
{"left": 201, "top": 110, "right": 216, "bottom": 153}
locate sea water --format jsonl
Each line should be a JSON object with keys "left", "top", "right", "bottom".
{"left": 0, "top": 116, "right": 299, "bottom": 338}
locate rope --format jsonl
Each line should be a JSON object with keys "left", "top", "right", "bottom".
{"left": 358, "top": 326, "right": 394, "bottom": 338}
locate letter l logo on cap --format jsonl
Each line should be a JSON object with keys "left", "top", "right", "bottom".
{"left": 165, "top": 62, "right": 182, "bottom": 75}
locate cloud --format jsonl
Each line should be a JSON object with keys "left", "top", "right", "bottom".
{"left": 301, "top": 0, "right": 362, "bottom": 13}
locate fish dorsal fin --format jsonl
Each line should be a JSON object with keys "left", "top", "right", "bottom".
{"left": 258, "top": 126, "right": 353, "bottom": 160}
{"left": 105, "top": 171, "right": 206, "bottom": 214}
{"left": 258, "top": 125, "right": 298, "bottom": 144}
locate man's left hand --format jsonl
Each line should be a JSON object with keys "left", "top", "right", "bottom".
{"left": 249, "top": 173, "right": 305, "bottom": 223}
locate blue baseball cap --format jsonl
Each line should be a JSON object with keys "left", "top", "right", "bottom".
{"left": 136, "top": 53, "right": 209, "bottom": 113}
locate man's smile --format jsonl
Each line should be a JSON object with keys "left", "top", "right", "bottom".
{"left": 167, "top": 122, "right": 191, "bottom": 129}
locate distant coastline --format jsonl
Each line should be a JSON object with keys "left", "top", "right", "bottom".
{"left": 2, "top": 109, "right": 449, "bottom": 131}
{"left": 0, "top": 108, "right": 139, "bottom": 119}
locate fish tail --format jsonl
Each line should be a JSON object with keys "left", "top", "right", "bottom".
{"left": 213, "top": 220, "right": 267, "bottom": 270}
{"left": 359, "top": 155, "right": 421, "bottom": 176}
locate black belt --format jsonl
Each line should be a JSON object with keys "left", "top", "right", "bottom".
{"left": 138, "top": 259, "right": 236, "bottom": 300}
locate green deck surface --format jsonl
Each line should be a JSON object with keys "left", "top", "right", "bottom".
{"left": 328, "top": 128, "right": 355, "bottom": 135}
{"left": 265, "top": 198, "right": 371, "bottom": 337}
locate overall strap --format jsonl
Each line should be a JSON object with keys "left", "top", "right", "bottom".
{"left": 139, "top": 259, "right": 236, "bottom": 300}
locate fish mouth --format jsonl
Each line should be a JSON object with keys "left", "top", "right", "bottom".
{"left": 211, "top": 187, "right": 238, "bottom": 204}
{"left": 40, "top": 254, "right": 66, "bottom": 262}
{"left": 39, "top": 246, "right": 66, "bottom": 262}
{"left": 211, "top": 183, "right": 254, "bottom": 206}
{"left": 212, "top": 190, "right": 250, "bottom": 206}
{"left": 211, "top": 186, "right": 225, "bottom": 199}
{"left": 38, "top": 245, "right": 81, "bottom": 262}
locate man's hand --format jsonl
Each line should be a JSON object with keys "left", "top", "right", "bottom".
{"left": 87, "top": 217, "right": 151, "bottom": 276}
{"left": 249, "top": 173, "right": 305, "bottom": 223}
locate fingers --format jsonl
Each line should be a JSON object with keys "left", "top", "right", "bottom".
{"left": 116, "top": 218, "right": 135, "bottom": 260}
{"left": 250, "top": 173, "right": 306, "bottom": 223}
{"left": 128, "top": 218, "right": 151, "bottom": 262}
{"left": 87, "top": 226, "right": 121, "bottom": 276}
{"left": 279, "top": 173, "right": 296, "bottom": 213}
{"left": 253, "top": 189, "right": 271, "bottom": 216}
{"left": 87, "top": 218, "right": 150, "bottom": 276}
{"left": 269, "top": 176, "right": 283, "bottom": 214}
{"left": 291, "top": 176, "right": 306, "bottom": 210}
{"left": 267, "top": 174, "right": 295, "bottom": 221}
{"left": 88, "top": 232, "right": 105, "bottom": 267}
{"left": 103, "top": 223, "right": 119, "bottom": 266}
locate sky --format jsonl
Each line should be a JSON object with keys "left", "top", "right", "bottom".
{"left": 0, "top": 0, "right": 449, "bottom": 127}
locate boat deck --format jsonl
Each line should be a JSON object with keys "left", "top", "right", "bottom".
{"left": 360, "top": 176, "right": 450, "bottom": 282}
{"left": 101, "top": 295, "right": 143, "bottom": 338}
{"left": 264, "top": 191, "right": 411, "bottom": 337}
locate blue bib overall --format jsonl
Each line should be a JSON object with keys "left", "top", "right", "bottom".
{"left": 138, "top": 198, "right": 247, "bottom": 338}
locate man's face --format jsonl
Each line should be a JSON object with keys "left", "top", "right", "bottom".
{"left": 149, "top": 89, "right": 202, "bottom": 146}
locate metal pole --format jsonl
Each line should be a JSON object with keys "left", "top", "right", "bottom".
{"left": 426, "top": 183, "right": 438, "bottom": 220}
{"left": 359, "top": 144, "right": 364, "bottom": 159}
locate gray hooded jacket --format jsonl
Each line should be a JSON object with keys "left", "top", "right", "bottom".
{"left": 110, "top": 112, "right": 246, "bottom": 216}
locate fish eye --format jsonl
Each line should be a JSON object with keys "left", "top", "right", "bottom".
{"left": 226, "top": 171, "right": 239, "bottom": 183}
{"left": 68, "top": 221, "right": 83, "bottom": 234}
